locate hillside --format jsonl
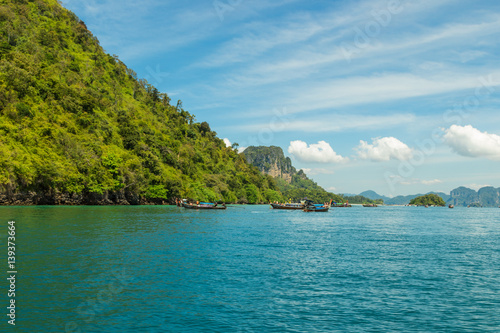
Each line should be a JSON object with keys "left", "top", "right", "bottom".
{"left": 0, "top": 0, "right": 279, "bottom": 204}
{"left": 243, "top": 146, "right": 343, "bottom": 203}
{"left": 447, "top": 186, "right": 500, "bottom": 207}
{"left": 360, "top": 188, "right": 500, "bottom": 207}
{"left": 359, "top": 190, "right": 386, "bottom": 201}
{"left": 409, "top": 194, "right": 446, "bottom": 207}
{"left": 360, "top": 190, "right": 450, "bottom": 205}
{"left": 340, "top": 194, "right": 383, "bottom": 205}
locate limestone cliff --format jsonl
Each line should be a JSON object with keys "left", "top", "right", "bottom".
{"left": 447, "top": 186, "right": 500, "bottom": 207}
{"left": 242, "top": 146, "right": 342, "bottom": 203}
{"left": 243, "top": 146, "right": 299, "bottom": 183}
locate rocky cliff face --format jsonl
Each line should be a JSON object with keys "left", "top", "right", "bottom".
{"left": 447, "top": 186, "right": 500, "bottom": 207}
{"left": 447, "top": 187, "right": 479, "bottom": 206}
{"left": 0, "top": 191, "right": 170, "bottom": 205}
{"left": 242, "top": 146, "right": 342, "bottom": 203}
{"left": 243, "top": 146, "right": 299, "bottom": 183}
{"left": 478, "top": 187, "right": 500, "bottom": 207}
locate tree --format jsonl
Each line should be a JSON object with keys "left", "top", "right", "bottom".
{"left": 409, "top": 194, "right": 446, "bottom": 206}
{"left": 0, "top": 0, "right": 283, "bottom": 205}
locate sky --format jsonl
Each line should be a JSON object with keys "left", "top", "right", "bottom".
{"left": 61, "top": 0, "right": 500, "bottom": 197}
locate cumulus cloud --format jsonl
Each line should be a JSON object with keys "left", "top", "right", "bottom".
{"left": 443, "top": 125, "right": 500, "bottom": 160}
{"left": 288, "top": 140, "right": 347, "bottom": 163}
{"left": 223, "top": 138, "right": 232, "bottom": 147}
{"left": 356, "top": 137, "right": 413, "bottom": 162}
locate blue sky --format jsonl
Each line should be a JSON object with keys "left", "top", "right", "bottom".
{"left": 62, "top": 0, "right": 500, "bottom": 197}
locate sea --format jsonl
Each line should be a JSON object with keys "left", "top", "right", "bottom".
{"left": 1, "top": 205, "right": 499, "bottom": 332}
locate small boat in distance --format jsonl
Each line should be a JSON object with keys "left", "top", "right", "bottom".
{"left": 449, "top": 204, "right": 454, "bottom": 208}
{"left": 179, "top": 199, "right": 227, "bottom": 210}
{"left": 363, "top": 204, "right": 378, "bottom": 207}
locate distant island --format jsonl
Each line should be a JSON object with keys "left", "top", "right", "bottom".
{"left": 358, "top": 187, "right": 500, "bottom": 207}
{"left": 409, "top": 194, "right": 446, "bottom": 207}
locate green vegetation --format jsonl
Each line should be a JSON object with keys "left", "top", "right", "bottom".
{"left": 243, "top": 146, "right": 344, "bottom": 203}
{"left": 409, "top": 194, "right": 446, "bottom": 206}
{"left": 275, "top": 173, "right": 344, "bottom": 204}
{"left": 340, "top": 195, "right": 384, "bottom": 205}
{"left": 0, "top": 0, "right": 280, "bottom": 204}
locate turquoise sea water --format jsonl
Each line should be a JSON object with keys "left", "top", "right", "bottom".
{"left": 1, "top": 205, "right": 500, "bottom": 332}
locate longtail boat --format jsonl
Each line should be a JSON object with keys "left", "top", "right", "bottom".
{"left": 270, "top": 202, "right": 305, "bottom": 210}
{"left": 303, "top": 204, "right": 329, "bottom": 212}
{"left": 181, "top": 201, "right": 227, "bottom": 210}
{"left": 332, "top": 203, "right": 352, "bottom": 207}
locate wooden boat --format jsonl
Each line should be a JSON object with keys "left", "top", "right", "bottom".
{"left": 332, "top": 203, "right": 351, "bottom": 207}
{"left": 303, "top": 204, "right": 329, "bottom": 212}
{"left": 181, "top": 202, "right": 226, "bottom": 210}
{"left": 270, "top": 203, "right": 304, "bottom": 210}
{"left": 363, "top": 204, "right": 378, "bottom": 207}
{"left": 448, "top": 204, "right": 454, "bottom": 208}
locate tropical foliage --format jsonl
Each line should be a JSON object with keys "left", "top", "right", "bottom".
{"left": 409, "top": 194, "right": 446, "bottom": 206}
{"left": 276, "top": 173, "right": 344, "bottom": 204}
{"left": 0, "top": 0, "right": 280, "bottom": 204}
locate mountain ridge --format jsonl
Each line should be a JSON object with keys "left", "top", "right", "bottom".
{"left": 360, "top": 187, "right": 500, "bottom": 207}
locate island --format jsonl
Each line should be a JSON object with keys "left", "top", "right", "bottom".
{"left": 409, "top": 194, "right": 446, "bottom": 207}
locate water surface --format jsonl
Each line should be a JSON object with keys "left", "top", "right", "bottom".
{"left": 1, "top": 205, "right": 499, "bottom": 332}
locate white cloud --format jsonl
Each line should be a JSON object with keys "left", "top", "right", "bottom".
{"left": 223, "top": 138, "right": 248, "bottom": 153}
{"left": 289, "top": 71, "right": 500, "bottom": 114}
{"left": 389, "top": 177, "right": 443, "bottom": 186}
{"left": 458, "top": 50, "right": 488, "bottom": 63}
{"left": 421, "top": 179, "right": 443, "bottom": 185}
{"left": 356, "top": 137, "right": 413, "bottom": 161}
{"left": 443, "top": 125, "right": 500, "bottom": 160}
{"left": 237, "top": 113, "right": 416, "bottom": 133}
{"left": 300, "top": 168, "right": 335, "bottom": 175}
{"left": 288, "top": 140, "right": 347, "bottom": 163}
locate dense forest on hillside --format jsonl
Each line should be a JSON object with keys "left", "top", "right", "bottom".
{"left": 0, "top": 0, "right": 281, "bottom": 204}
